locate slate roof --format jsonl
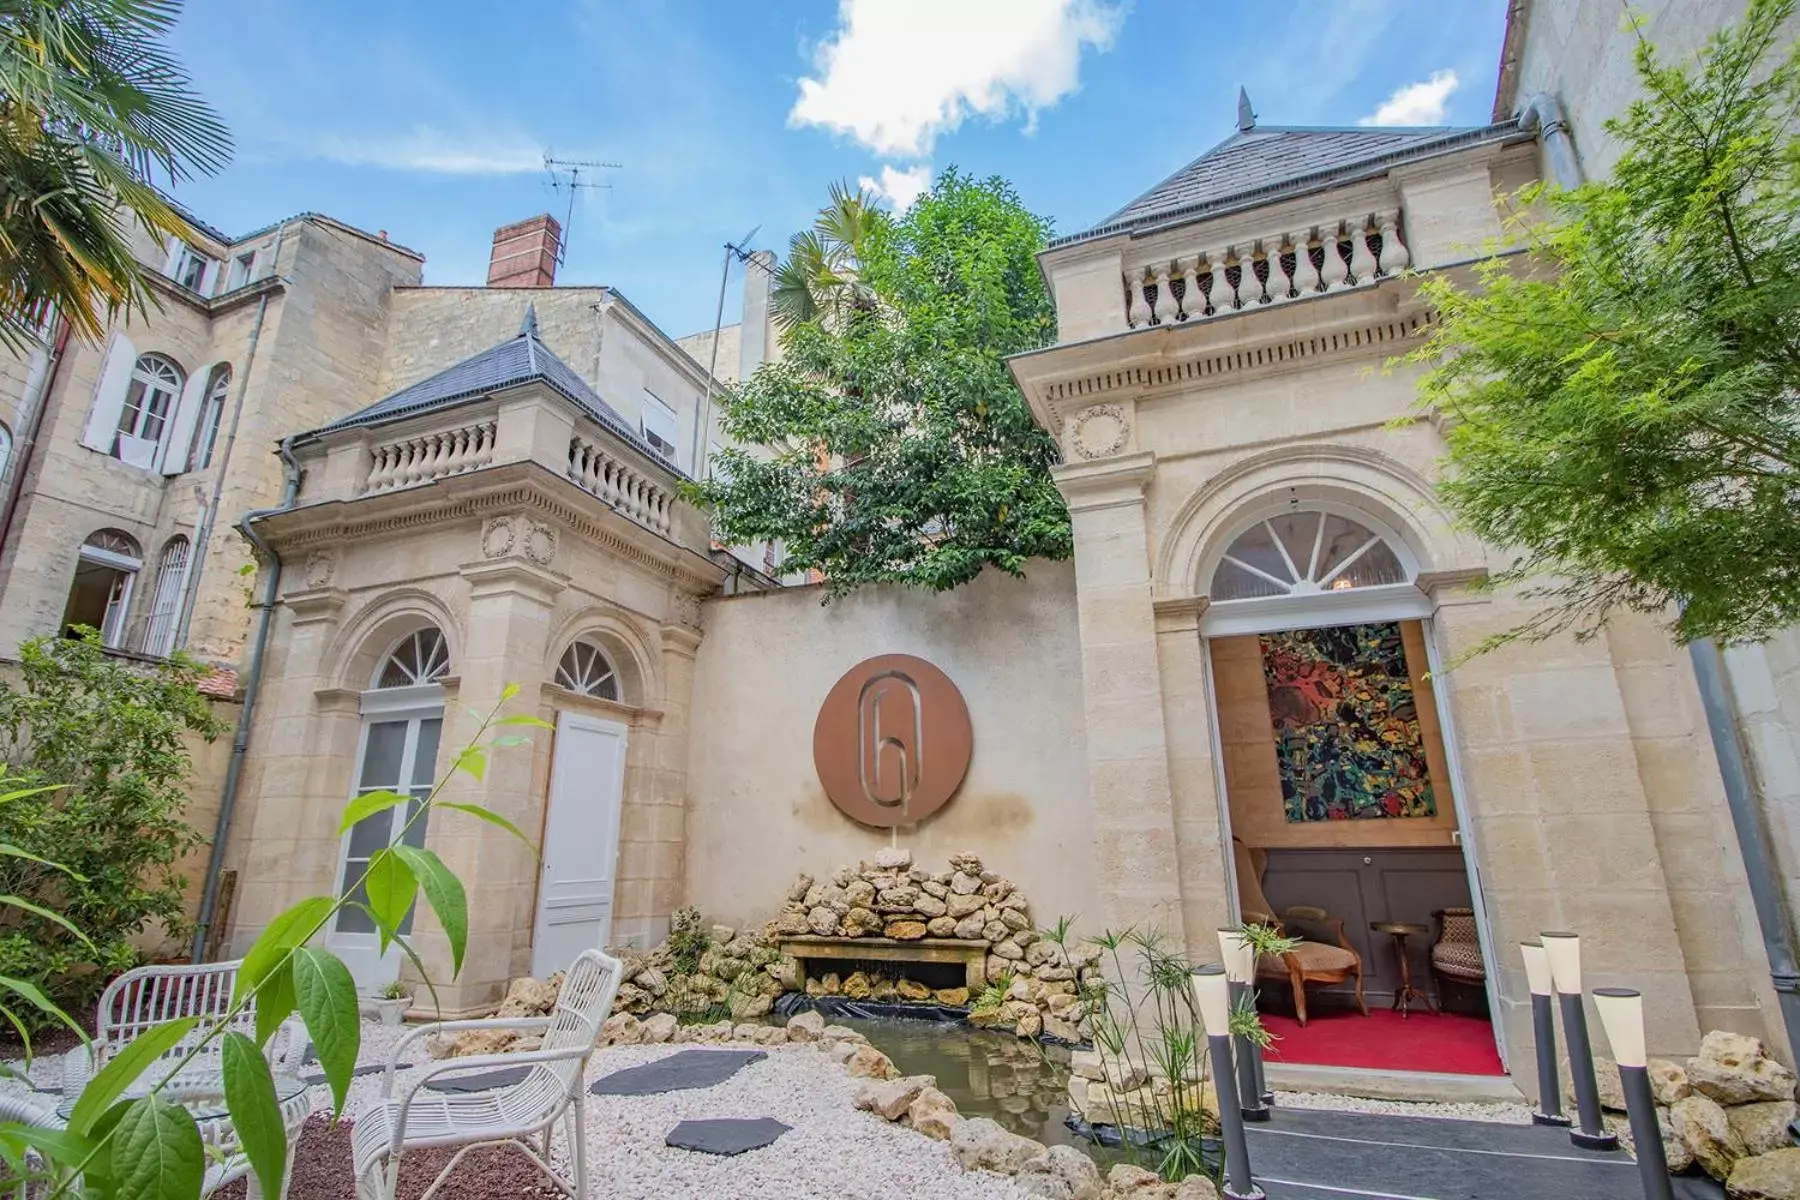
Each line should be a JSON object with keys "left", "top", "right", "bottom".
{"left": 305, "top": 306, "right": 674, "bottom": 470}
{"left": 1054, "top": 119, "right": 1526, "bottom": 248}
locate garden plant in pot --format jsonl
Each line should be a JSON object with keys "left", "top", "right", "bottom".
{"left": 372, "top": 979, "right": 413, "bottom": 1026}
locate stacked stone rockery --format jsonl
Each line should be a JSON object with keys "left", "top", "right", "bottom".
{"left": 1585, "top": 1031, "right": 1800, "bottom": 1194}
{"left": 772, "top": 849, "right": 1098, "bottom": 1041}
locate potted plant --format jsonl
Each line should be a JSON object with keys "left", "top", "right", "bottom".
{"left": 373, "top": 978, "right": 412, "bottom": 1026}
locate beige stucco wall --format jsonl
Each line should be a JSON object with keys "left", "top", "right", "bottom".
{"left": 683, "top": 562, "right": 1096, "bottom": 934}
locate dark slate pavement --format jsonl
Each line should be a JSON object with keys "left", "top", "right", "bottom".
{"left": 1242, "top": 1107, "right": 1725, "bottom": 1200}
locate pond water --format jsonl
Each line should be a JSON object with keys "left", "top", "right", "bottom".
{"left": 832, "top": 1016, "right": 1107, "bottom": 1156}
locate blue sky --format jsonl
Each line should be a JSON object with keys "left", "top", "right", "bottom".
{"left": 166, "top": 0, "right": 1510, "bottom": 340}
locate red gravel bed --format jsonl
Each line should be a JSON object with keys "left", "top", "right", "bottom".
{"left": 213, "top": 1115, "right": 559, "bottom": 1200}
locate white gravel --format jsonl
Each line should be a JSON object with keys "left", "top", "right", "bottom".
{"left": 1272, "top": 1088, "right": 1534, "bottom": 1125}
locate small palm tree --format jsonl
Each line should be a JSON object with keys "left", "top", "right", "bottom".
{"left": 770, "top": 181, "right": 884, "bottom": 336}
{"left": 0, "top": 0, "right": 231, "bottom": 350}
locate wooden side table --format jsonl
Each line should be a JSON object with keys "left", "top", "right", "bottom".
{"left": 1370, "top": 921, "right": 1434, "bottom": 1017}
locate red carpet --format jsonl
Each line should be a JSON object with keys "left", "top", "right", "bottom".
{"left": 1260, "top": 1006, "right": 1505, "bottom": 1076}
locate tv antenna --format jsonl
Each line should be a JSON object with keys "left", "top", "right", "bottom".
{"left": 543, "top": 154, "right": 622, "bottom": 265}
{"left": 691, "top": 225, "right": 763, "bottom": 476}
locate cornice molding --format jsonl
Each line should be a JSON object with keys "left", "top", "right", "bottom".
{"left": 1415, "top": 567, "right": 1489, "bottom": 595}
{"left": 1052, "top": 450, "right": 1156, "bottom": 514}
{"left": 459, "top": 557, "right": 568, "bottom": 604}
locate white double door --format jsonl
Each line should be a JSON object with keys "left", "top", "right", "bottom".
{"left": 531, "top": 711, "right": 628, "bottom": 977}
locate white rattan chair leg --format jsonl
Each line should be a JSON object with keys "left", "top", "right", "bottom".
{"left": 571, "top": 1089, "right": 588, "bottom": 1200}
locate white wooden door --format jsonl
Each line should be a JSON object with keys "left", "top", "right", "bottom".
{"left": 531, "top": 711, "right": 627, "bottom": 976}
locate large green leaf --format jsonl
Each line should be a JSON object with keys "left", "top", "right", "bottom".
{"left": 255, "top": 959, "right": 296, "bottom": 1048}
{"left": 113, "top": 1096, "right": 205, "bottom": 1200}
{"left": 0, "top": 973, "right": 85, "bottom": 1037}
{"left": 437, "top": 801, "right": 537, "bottom": 851}
{"left": 391, "top": 845, "right": 468, "bottom": 976}
{"left": 453, "top": 746, "right": 487, "bottom": 782}
{"left": 235, "top": 895, "right": 334, "bottom": 1004}
{"left": 362, "top": 849, "right": 416, "bottom": 953}
{"left": 0, "top": 840, "right": 85, "bottom": 878}
{"left": 291, "top": 948, "right": 361, "bottom": 1116}
{"left": 495, "top": 713, "right": 554, "bottom": 730}
{"left": 68, "top": 1017, "right": 198, "bottom": 1135}
{"left": 338, "top": 789, "right": 412, "bottom": 835}
{"left": 221, "top": 1031, "right": 288, "bottom": 1199}
{"left": 0, "top": 893, "right": 95, "bottom": 949}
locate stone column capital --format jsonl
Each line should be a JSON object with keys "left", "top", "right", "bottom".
{"left": 1416, "top": 566, "right": 1489, "bottom": 605}
{"left": 1052, "top": 449, "right": 1156, "bottom": 514}
{"left": 458, "top": 557, "right": 566, "bottom": 605}
{"left": 1153, "top": 594, "right": 1210, "bottom": 635}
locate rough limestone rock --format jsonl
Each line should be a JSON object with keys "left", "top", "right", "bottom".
{"left": 449, "top": 1028, "right": 518, "bottom": 1057}
{"left": 946, "top": 892, "right": 986, "bottom": 919}
{"left": 497, "top": 975, "right": 560, "bottom": 1017}
{"left": 1728, "top": 1148, "right": 1800, "bottom": 1200}
{"left": 843, "top": 972, "right": 872, "bottom": 1000}
{"left": 847, "top": 1045, "right": 901, "bottom": 1080}
{"left": 1730, "top": 1101, "right": 1800, "bottom": 1158}
{"left": 955, "top": 914, "right": 990, "bottom": 941}
{"left": 1017, "top": 1145, "right": 1103, "bottom": 1200}
{"left": 877, "top": 885, "right": 922, "bottom": 910}
{"left": 886, "top": 920, "right": 929, "bottom": 941}
{"left": 1070, "top": 1050, "right": 1105, "bottom": 1081}
{"left": 728, "top": 991, "right": 773, "bottom": 1020}
{"left": 843, "top": 907, "right": 882, "bottom": 937}
{"left": 908, "top": 1087, "right": 961, "bottom": 1140}
{"left": 1016, "top": 1010, "right": 1043, "bottom": 1038}
{"left": 766, "top": 955, "right": 802, "bottom": 992}
{"left": 897, "top": 979, "right": 932, "bottom": 1002}
{"left": 949, "top": 853, "right": 983, "bottom": 874}
{"left": 597, "top": 1013, "right": 641, "bottom": 1047}
{"left": 951, "top": 871, "right": 983, "bottom": 896}
{"left": 855, "top": 1074, "right": 937, "bottom": 1121}
{"left": 935, "top": 987, "right": 970, "bottom": 1007}
{"left": 786, "top": 1011, "right": 826, "bottom": 1042}
{"left": 916, "top": 893, "right": 949, "bottom": 918}
{"left": 1690, "top": 1032, "right": 1798, "bottom": 1106}
{"left": 950, "top": 1117, "right": 1043, "bottom": 1175}
{"left": 807, "top": 906, "right": 840, "bottom": 936}
{"left": 1622, "top": 1105, "right": 1693, "bottom": 1175}
{"left": 992, "top": 939, "right": 1024, "bottom": 961}
{"left": 921, "top": 879, "right": 949, "bottom": 899}
{"left": 640, "top": 1013, "right": 678, "bottom": 1044}
{"left": 874, "top": 847, "right": 912, "bottom": 870}
{"left": 774, "top": 908, "right": 811, "bottom": 936}
{"left": 1001, "top": 909, "right": 1032, "bottom": 933}
{"left": 1105, "top": 1163, "right": 1168, "bottom": 1194}
{"left": 1564, "top": 1056, "right": 1627, "bottom": 1112}
{"left": 1043, "top": 1014, "right": 1081, "bottom": 1043}
{"left": 786, "top": 874, "right": 814, "bottom": 902}
{"left": 844, "top": 879, "right": 876, "bottom": 907}
{"left": 1172, "top": 1177, "right": 1220, "bottom": 1200}
{"left": 1672, "top": 1093, "right": 1747, "bottom": 1181}
{"left": 820, "top": 972, "right": 842, "bottom": 995}
{"left": 828, "top": 1040, "right": 860, "bottom": 1064}
{"left": 1650, "top": 1057, "right": 1692, "bottom": 1105}
{"left": 927, "top": 916, "right": 959, "bottom": 937}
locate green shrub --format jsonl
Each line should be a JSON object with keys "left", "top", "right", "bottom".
{"left": 0, "top": 630, "right": 225, "bottom": 1026}
{"left": 667, "top": 905, "right": 710, "bottom": 976}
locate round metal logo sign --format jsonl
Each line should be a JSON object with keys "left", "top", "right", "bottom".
{"left": 812, "top": 654, "right": 973, "bottom": 828}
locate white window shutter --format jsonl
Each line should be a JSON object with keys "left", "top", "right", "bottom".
{"left": 158, "top": 364, "right": 211, "bottom": 474}
{"left": 162, "top": 237, "right": 182, "bottom": 277}
{"left": 199, "top": 259, "right": 220, "bottom": 297}
{"left": 80, "top": 333, "right": 137, "bottom": 453}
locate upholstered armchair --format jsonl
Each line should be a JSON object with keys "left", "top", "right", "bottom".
{"left": 1430, "top": 906, "right": 1486, "bottom": 1006}
{"left": 1234, "top": 838, "right": 1370, "bottom": 1026}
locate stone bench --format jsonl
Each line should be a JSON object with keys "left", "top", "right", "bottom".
{"left": 776, "top": 935, "right": 987, "bottom": 992}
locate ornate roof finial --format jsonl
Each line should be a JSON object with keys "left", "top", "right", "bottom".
{"left": 1237, "top": 86, "right": 1256, "bottom": 133}
{"left": 520, "top": 301, "right": 540, "bottom": 338}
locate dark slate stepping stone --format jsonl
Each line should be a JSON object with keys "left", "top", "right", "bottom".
{"left": 299, "top": 1063, "right": 393, "bottom": 1086}
{"left": 664, "top": 1118, "right": 790, "bottom": 1156}
{"left": 422, "top": 1065, "right": 534, "bottom": 1093}
{"left": 589, "top": 1049, "right": 766, "bottom": 1096}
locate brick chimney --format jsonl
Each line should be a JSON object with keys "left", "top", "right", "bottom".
{"left": 487, "top": 214, "right": 562, "bottom": 288}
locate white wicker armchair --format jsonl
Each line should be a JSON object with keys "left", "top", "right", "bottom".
{"left": 61, "top": 959, "right": 304, "bottom": 1094}
{"left": 352, "top": 948, "right": 623, "bottom": 1200}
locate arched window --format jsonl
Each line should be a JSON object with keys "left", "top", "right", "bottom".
{"left": 63, "top": 529, "right": 142, "bottom": 648}
{"left": 141, "top": 536, "right": 190, "bottom": 657}
{"left": 188, "top": 365, "right": 231, "bottom": 471}
{"left": 1211, "top": 509, "right": 1409, "bottom": 602}
{"left": 114, "top": 355, "right": 183, "bottom": 464}
{"left": 555, "top": 640, "right": 619, "bottom": 700}
{"left": 336, "top": 623, "right": 450, "bottom": 987}
{"left": 374, "top": 628, "right": 450, "bottom": 688}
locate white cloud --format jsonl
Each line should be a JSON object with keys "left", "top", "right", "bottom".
{"left": 1359, "top": 69, "right": 1460, "bottom": 127}
{"left": 860, "top": 164, "right": 934, "bottom": 211}
{"left": 306, "top": 127, "right": 543, "bottom": 175}
{"left": 791, "top": 0, "right": 1125, "bottom": 158}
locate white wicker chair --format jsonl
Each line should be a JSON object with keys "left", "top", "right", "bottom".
{"left": 352, "top": 948, "right": 622, "bottom": 1200}
{"left": 61, "top": 958, "right": 303, "bottom": 1094}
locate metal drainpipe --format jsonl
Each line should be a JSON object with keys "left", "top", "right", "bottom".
{"left": 172, "top": 221, "right": 288, "bottom": 652}
{"left": 1519, "top": 88, "right": 1800, "bottom": 1056}
{"left": 189, "top": 435, "right": 300, "bottom": 961}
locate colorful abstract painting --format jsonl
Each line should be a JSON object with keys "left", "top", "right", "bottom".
{"left": 1258, "top": 621, "right": 1437, "bottom": 822}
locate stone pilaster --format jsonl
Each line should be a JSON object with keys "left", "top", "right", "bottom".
{"left": 1154, "top": 596, "right": 1233, "bottom": 948}
{"left": 1053, "top": 450, "right": 1189, "bottom": 947}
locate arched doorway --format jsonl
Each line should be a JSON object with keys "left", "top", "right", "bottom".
{"left": 1199, "top": 502, "right": 1502, "bottom": 1075}
{"left": 329, "top": 626, "right": 449, "bottom": 987}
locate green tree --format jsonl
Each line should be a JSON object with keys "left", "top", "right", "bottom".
{"left": 0, "top": 630, "right": 224, "bottom": 1024}
{"left": 0, "top": 0, "right": 231, "bottom": 350}
{"left": 1401, "top": 0, "right": 1800, "bottom": 649}
{"left": 697, "top": 169, "right": 1071, "bottom": 593}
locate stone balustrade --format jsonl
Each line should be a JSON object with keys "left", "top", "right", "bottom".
{"left": 568, "top": 434, "right": 674, "bottom": 536}
{"left": 1121, "top": 207, "right": 1410, "bottom": 331}
{"left": 364, "top": 419, "right": 496, "bottom": 493}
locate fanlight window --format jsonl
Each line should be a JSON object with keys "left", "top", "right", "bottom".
{"left": 375, "top": 628, "right": 450, "bottom": 688}
{"left": 556, "top": 640, "right": 619, "bottom": 700}
{"left": 1211, "top": 510, "right": 1408, "bottom": 601}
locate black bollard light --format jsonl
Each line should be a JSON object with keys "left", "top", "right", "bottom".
{"left": 1541, "top": 931, "right": 1620, "bottom": 1151}
{"left": 1218, "top": 928, "right": 1270, "bottom": 1122}
{"left": 1593, "top": 987, "right": 1675, "bottom": 1200}
{"left": 1521, "top": 941, "right": 1571, "bottom": 1128}
{"left": 1193, "top": 964, "right": 1266, "bottom": 1200}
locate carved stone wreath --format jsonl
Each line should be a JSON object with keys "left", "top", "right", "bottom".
{"left": 480, "top": 515, "right": 517, "bottom": 558}
{"left": 303, "top": 550, "right": 335, "bottom": 588}
{"left": 1070, "top": 403, "right": 1129, "bottom": 460}
{"left": 525, "top": 520, "right": 558, "bottom": 567}
{"left": 669, "top": 591, "right": 702, "bottom": 630}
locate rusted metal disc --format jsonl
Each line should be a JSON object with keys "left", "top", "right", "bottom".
{"left": 812, "top": 653, "right": 973, "bottom": 828}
